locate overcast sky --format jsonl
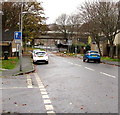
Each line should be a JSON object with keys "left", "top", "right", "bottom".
{"left": 38, "top": 0, "right": 119, "bottom": 24}
{"left": 39, "top": 0, "right": 85, "bottom": 24}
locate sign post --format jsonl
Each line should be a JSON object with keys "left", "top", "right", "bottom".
{"left": 14, "top": 31, "right": 22, "bottom": 71}
{"left": 67, "top": 40, "right": 72, "bottom": 53}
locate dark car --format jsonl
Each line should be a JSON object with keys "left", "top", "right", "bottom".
{"left": 83, "top": 50, "right": 101, "bottom": 63}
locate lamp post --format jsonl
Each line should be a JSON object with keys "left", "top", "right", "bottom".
{"left": 19, "top": 3, "right": 33, "bottom": 71}
{"left": 19, "top": 2, "right": 23, "bottom": 71}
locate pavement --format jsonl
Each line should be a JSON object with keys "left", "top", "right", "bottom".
{"left": 1, "top": 54, "right": 35, "bottom": 77}
{"left": 1, "top": 53, "right": 119, "bottom": 77}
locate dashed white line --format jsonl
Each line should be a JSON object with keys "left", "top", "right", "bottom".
{"left": 41, "top": 92, "right": 48, "bottom": 95}
{"left": 67, "top": 62, "right": 82, "bottom": 67}
{"left": 85, "top": 67, "right": 95, "bottom": 71}
{"left": 68, "top": 62, "right": 73, "bottom": 64}
{"left": 39, "top": 85, "right": 45, "bottom": 88}
{"left": 74, "top": 64, "right": 82, "bottom": 66}
{"left": 100, "top": 72, "right": 116, "bottom": 78}
{"left": 43, "top": 100, "right": 51, "bottom": 104}
{"left": 27, "top": 75, "right": 33, "bottom": 88}
{"left": 34, "top": 73, "right": 56, "bottom": 114}
{"left": 42, "top": 95, "right": 49, "bottom": 99}
{"left": 45, "top": 105, "right": 54, "bottom": 111}
{"left": 40, "top": 88, "right": 46, "bottom": 92}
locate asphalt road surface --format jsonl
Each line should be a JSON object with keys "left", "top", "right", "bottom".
{"left": 1, "top": 53, "right": 119, "bottom": 114}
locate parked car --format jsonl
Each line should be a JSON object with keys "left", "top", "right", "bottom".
{"left": 31, "top": 49, "right": 41, "bottom": 58}
{"left": 32, "top": 50, "right": 49, "bottom": 64}
{"left": 83, "top": 50, "right": 101, "bottom": 63}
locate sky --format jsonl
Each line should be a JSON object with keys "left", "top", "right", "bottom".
{"left": 38, "top": 0, "right": 85, "bottom": 24}
{"left": 38, "top": 0, "right": 119, "bottom": 24}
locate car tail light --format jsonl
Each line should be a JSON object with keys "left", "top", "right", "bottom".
{"left": 45, "top": 54, "right": 48, "bottom": 56}
{"left": 88, "top": 53, "right": 91, "bottom": 55}
{"left": 34, "top": 54, "right": 37, "bottom": 57}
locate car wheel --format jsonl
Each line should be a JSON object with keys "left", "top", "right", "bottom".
{"left": 33, "top": 61, "right": 36, "bottom": 64}
{"left": 97, "top": 59, "right": 100, "bottom": 63}
{"left": 83, "top": 59, "right": 85, "bottom": 62}
{"left": 45, "top": 61, "right": 48, "bottom": 64}
{"left": 86, "top": 58, "right": 89, "bottom": 62}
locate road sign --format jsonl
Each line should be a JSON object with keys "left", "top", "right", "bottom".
{"left": 67, "top": 40, "right": 72, "bottom": 46}
{"left": 14, "top": 32, "right": 22, "bottom": 43}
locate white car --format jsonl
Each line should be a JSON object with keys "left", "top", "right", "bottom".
{"left": 32, "top": 51, "right": 49, "bottom": 64}
{"left": 31, "top": 49, "right": 41, "bottom": 58}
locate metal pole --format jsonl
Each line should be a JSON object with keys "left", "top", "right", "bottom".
{"left": 20, "top": 2, "right": 23, "bottom": 71}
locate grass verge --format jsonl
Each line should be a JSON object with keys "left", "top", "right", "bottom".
{"left": 101, "top": 57, "right": 120, "bottom": 62}
{"left": 0, "top": 58, "right": 19, "bottom": 69}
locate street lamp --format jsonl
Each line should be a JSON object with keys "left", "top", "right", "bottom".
{"left": 19, "top": 2, "right": 23, "bottom": 71}
{"left": 19, "top": 4, "right": 33, "bottom": 71}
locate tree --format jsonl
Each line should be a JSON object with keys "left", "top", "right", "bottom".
{"left": 78, "top": 1, "right": 119, "bottom": 58}
{"left": 96, "top": 1, "right": 119, "bottom": 58}
{"left": 22, "top": 2, "right": 47, "bottom": 46}
{"left": 2, "top": 2, "right": 48, "bottom": 46}
{"left": 78, "top": 1, "right": 104, "bottom": 56}
{"left": 2, "top": 2, "right": 21, "bottom": 31}
{"left": 67, "top": 14, "right": 82, "bottom": 42}
{"left": 55, "top": 13, "right": 69, "bottom": 42}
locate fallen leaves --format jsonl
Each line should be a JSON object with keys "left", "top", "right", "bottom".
{"left": 80, "top": 105, "right": 85, "bottom": 110}
{"left": 14, "top": 102, "right": 27, "bottom": 106}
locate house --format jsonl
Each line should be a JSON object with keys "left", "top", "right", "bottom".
{"left": 91, "top": 33, "right": 120, "bottom": 57}
{"left": 0, "top": 29, "right": 18, "bottom": 57}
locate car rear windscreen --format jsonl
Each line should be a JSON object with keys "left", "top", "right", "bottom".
{"left": 36, "top": 52, "right": 46, "bottom": 56}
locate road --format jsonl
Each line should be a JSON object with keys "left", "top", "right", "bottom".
{"left": 1, "top": 53, "right": 118, "bottom": 114}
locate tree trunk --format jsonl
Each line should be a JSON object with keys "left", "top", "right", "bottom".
{"left": 96, "top": 42, "right": 102, "bottom": 56}
{"left": 109, "top": 41, "right": 114, "bottom": 58}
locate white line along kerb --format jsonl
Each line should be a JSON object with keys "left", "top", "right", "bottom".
{"left": 34, "top": 73, "right": 56, "bottom": 114}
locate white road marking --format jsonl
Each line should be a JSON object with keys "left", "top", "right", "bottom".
{"left": 27, "top": 75, "right": 33, "bottom": 88}
{"left": 42, "top": 95, "right": 49, "bottom": 99}
{"left": 47, "top": 111, "right": 56, "bottom": 114}
{"left": 39, "top": 85, "right": 45, "bottom": 88}
{"left": 67, "top": 62, "right": 82, "bottom": 66}
{"left": 40, "top": 88, "right": 47, "bottom": 92}
{"left": 43, "top": 100, "right": 51, "bottom": 104}
{"left": 78, "top": 64, "right": 82, "bottom": 66}
{"left": 100, "top": 72, "right": 116, "bottom": 78}
{"left": 85, "top": 67, "right": 95, "bottom": 71}
{"left": 68, "top": 62, "right": 73, "bottom": 64}
{"left": 45, "top": 105, "right": 54, "bottom": 111}
{"left": 0, "top": 87, "right": 39, "bottom": 90}
{"left": 34, "top": 73, "right": 56, "bottom": 114}
{"left": 74, "top": 64, "right": 82, "bottom": 66}
{"left": 41, "top": 91, "right": 48, "bottom": 95}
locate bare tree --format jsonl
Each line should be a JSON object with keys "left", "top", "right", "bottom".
{"left": 78, "top": 1, "right": 103, "bottom": 56}
{"left": 96, "top": 1, "right": 119, "bottom": 58}
{"left": 78, "top": 1, "right": 119, "bottom": 58}
{"left": 55, "top": 13, "right": 69, "bottom": 42}
{"left": 67, "top": 14, "right": 82, "bottom": 42}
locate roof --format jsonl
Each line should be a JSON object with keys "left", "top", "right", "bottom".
{"left": 2, "top": 29, "right": 16, "bottom": 42}
{"left": 0, "top": 41, "right": 11, "bottom": 46}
